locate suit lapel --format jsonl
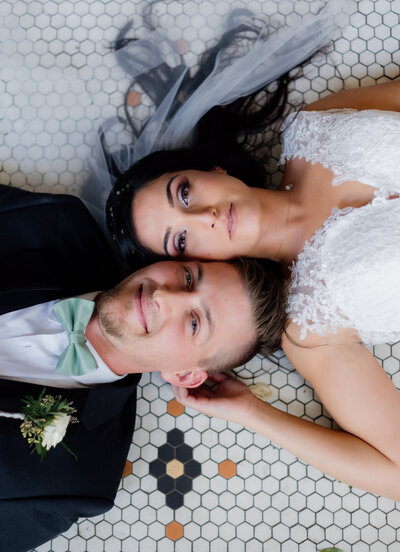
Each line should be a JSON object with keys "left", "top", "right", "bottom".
{"left": 80, "top": 373, "right": 141, "bottom": 429}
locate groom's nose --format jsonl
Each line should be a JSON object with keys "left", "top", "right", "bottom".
{"left": 153, "top": 286, "right": 190, "bottom": 319}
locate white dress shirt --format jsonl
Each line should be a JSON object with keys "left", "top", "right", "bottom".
{"left": 0, "top": 293, "right": 126, "bottom": 389}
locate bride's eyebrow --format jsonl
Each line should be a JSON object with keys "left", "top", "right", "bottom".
{"left": 166, "top": 175, "right": 178, "bottom": 207}
{"left": 164, "top": 174, "right": 180, "bottom": 256}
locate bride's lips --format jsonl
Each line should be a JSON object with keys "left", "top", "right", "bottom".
{"left": 136, "top": 284, "right": 148, "bottom": 333}
{"left": 228, "top": 203, "right": 237, "bottom": 239}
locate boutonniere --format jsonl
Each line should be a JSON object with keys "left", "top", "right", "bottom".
{"left": 0, "top": 388, "right": 78, "bottom": 460}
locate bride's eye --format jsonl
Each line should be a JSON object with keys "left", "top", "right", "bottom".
{"left": 174, "top": 230, "right": 187, "bottom": 255}
{"left": 184, "top": 266, "right": 193, "bottom": 290}
{"left": 177, "top": 180, "right": 190, "bottom": 206}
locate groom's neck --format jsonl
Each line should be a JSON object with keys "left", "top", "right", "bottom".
{"left": 85, "top": 307, "right": 140, "bottom": 376}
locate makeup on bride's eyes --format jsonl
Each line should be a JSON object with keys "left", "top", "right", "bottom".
{"left": 177, "top": 179, "right": 191, "bottom": 206}
{"left": 164, "top": 175, "right": 191, "bottom": 256}
{"left": 174, "top": 229, "right": 187, "bottom": 255}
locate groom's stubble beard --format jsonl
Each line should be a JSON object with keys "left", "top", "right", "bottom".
{"left": 96, "top": 287, "right": 125, "bottom": 340}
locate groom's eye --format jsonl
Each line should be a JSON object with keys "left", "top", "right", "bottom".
{"left": 184, "top": 266, "right": 193, "bottom": 290}
{"left": 190, "top": 313, "right": 198, "bottom": 335}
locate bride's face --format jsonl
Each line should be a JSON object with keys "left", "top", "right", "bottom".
{"left": 132, "top": 169, "right": 261, "bottom": 259}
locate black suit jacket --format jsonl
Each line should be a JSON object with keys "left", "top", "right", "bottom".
{"left": 0, "top": 185, "right": 141, "bottom": 552}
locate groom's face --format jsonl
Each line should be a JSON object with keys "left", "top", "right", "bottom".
{"left": 96, "top": 260, "right": 255, "bottom": 373}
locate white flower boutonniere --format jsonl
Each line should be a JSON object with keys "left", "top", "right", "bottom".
{"left": 41, "top": 412, "right": 72, "bottom": 451}
{"left": 0, "top": 388, "right": 78, "bottom": 460}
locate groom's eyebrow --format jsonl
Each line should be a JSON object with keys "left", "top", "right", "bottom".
{"left": 163, "top": 227, "right": 172, "bottom": 257}
{"left": 197, "top": 263, "right": 203, "bottom": 285}
{"left": 195, "top": 263, "right": 214, "bottom": 344}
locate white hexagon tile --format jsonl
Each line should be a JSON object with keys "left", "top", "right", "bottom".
{"left": 2, "top": 0, "right": 400, "bottom": 551}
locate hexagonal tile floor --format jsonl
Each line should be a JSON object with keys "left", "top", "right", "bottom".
{"left": 2, "top": 1, "right": 400, "bottom": 551}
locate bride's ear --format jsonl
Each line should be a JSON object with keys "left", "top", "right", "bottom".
{"left": 212, "top": 166, "right": 227, "bottom": 175}
{"left": 161, "top": 369, "right": 208, "bottom": 388}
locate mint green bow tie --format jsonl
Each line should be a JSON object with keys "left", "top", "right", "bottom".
{"left": 53, "top": 298, "right": 98, "bottom": 377}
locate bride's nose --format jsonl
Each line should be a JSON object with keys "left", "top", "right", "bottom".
{"left": 192, "top": 206, "right": 217, "bottom": 228}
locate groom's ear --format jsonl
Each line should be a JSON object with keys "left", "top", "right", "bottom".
{"left": 161, "top": 369, "right": 208, "bottom": 388}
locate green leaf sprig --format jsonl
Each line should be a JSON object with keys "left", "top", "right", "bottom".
{"left": 20, "top": 388, "right": 78, "bottom": 460}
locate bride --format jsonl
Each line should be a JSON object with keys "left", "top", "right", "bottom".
{"left": 105, "top": 28, "right": 400, "bottom": 498}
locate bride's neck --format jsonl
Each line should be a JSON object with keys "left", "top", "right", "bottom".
{"left": 248, "top": 187, "right": 303, "bottom": 265}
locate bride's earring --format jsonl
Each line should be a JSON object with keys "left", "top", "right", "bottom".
{"left": 213, "top": 166, "right": 227, "bottom": 175}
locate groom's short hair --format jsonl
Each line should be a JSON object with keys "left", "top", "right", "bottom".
{"left": 200, "top": 257, "right": 287, "bottom": 372}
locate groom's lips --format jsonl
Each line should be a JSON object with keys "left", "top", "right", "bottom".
{"left": 136, "top": 284, "right": 148, "bottom": 333}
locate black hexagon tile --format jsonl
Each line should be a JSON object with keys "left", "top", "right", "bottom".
{"left": 149, "top": 429, "right": 201, "bottom": 510}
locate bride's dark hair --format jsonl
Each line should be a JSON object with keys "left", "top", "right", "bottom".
{"left": 105, "top": 15, "right": 314, "bottom": 263}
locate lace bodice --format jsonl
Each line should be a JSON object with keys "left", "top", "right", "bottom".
{"left": 282, "top": 109, "right": 400, "bottom": 344}
{"left": 280, "top": 109, "right": 400, "bottom": 191}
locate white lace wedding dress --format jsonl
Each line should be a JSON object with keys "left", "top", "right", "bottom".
{"left": 280, "top": 108, "right": 400, "bottom": 344}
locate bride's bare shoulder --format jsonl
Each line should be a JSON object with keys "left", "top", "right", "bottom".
{"left": 302, "top": 80, "right": 400, "bottom": 113}
{"left": 283, "top": 320, "right": 359, "bottom": 347}
{"left": 281, "top": 320, "right": 361, "bottom": 376}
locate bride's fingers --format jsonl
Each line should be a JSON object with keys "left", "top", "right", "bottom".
{"left": 172, "top": 384, "right": 206, "bottom": 405}
{"left": 172, "top": 385, "right": 188, "bottom": 403}
{"left": 206, "top": 372, "right": 230, "bottom": 383}
{"left": 191, "top": 387, "right": 215, "bottom": 399}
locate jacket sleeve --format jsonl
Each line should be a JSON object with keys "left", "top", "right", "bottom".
{"left": 0, "top": 496, "right": 113, "bottom": 552}
{"left": 0, "top": 184, "right": 124, "bottom": 314}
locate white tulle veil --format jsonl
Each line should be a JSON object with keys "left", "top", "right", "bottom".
{"left": 0, "top": 0, "right": 353, "bottom": 229}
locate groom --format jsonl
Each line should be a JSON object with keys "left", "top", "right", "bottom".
{"left": 0, "top": 185, "right": 272, "bottom": 551}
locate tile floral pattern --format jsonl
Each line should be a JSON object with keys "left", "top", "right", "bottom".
{"left": 150, "top": 429, "right": 202, "bottom": 510}
{"left": 1, "top": 0, "right": 400, "bottom": 550}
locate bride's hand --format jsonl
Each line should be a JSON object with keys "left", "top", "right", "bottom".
{"left": 172, "top": 372, "right": 260, "bottom": 425}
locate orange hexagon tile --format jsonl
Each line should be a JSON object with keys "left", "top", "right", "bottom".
{"left": 174, "top": 39, "right": 190, "bottom": 54}
{"left": 167, "top": 398, "right": 185, "bottom": 417}
{"left": 122, "top": 460, "right": 132, "bottom": 478}
{"left": 219, "top": 459, "right": 236, "bottom": 479}
{"left": 166, "top": 459, "right": 184, "bottom": 479}
{"left": 126, "top": 91, "right": 141, "bottom": 107}
{"left": 165, "top": 521, "right": 184, "bottom": 541}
